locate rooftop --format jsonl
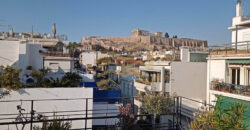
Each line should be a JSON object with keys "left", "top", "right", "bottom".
{"left": 209, "top": 41, "right": 250, "bottom": 58}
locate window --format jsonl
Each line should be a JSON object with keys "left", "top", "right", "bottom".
{"left": 231, "top": 68, "right": 240, "bottom": 85}
{"left": 246, "top": 68, "right": 250, "bottom": 86}
{"left": 165, "top": 70, "right": 170, "bottom": 83}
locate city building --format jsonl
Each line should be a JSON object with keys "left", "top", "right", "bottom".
{"left": 0, "top": 24, "right": 69, "bottom": 53}
{"left": 228, "top": 0, "right": 250, "bottom": 49}
{"left": 44, "top": 55, "right": 78, "bottom": 73}
{"left": 207, "top": 50, "right": 250, "bottom": 127}
{"left": 134, "top": 54, "right": 207, "bottom": 120}
{"left": 81, "top": 29, "right": 208, "bottom": 52}
{"left": 207, "top": 1, "right": 250, "bottom": 127}
{"left": 0, "top": 40, "right": 45, "bottom": 82}
{"left": 107, "top": 64, "right": 122, "bottom": 82}
{"left": 79, "top": 51, "right": 108, "bottom": 70}
{"left": 120, "top": 75, "right": 137, "bottom": 98}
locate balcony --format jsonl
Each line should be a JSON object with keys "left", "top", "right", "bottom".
{"left": 134, "top": 79, "right": 169, "bottom": 92}
{"left": 209, "top": 41, "right": 250, "bottom": 56}
{"left": 210, "top": 81, "right": 250, "bottom": 97}
{"left": 134, "top": 79, "right": 151, "bottom": 92}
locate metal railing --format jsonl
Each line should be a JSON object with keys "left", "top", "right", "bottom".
{"left": 210, "top": 81, "right": 250, "bottom": 97}
{"left": 243, "top": 14, "right": 250, "bottom": 21}
{"left": 209, "top": 41, "right": 250, "bottom": 56}
{"left": 0, "top": 96, "right": 184, "bottom": 130}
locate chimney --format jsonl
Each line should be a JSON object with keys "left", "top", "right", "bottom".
{"left": 236, "top": 0, "right": 243, "bottom": 17}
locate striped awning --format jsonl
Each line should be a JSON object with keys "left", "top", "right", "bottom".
{"left": 226, "top": 60, "right": 250, "bottom": 64}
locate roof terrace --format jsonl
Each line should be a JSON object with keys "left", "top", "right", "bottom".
{"left": 209, "top": 41, "right": 250, "bottom": 57}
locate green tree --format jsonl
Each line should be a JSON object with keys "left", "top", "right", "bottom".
{"left": 153, "top": 46, "right": 158, "bottom": 51}
{"left": 0, "top": 65, "right": 22, "bottom": 90}
{"left": 60, "top": 72, "right": 82, "bottom": 87}
{"left": 97, "top": 78, "right": 115, "bottom": 90}
{"left": 67, "top": 42, "right": 80, "bottom": 55}
{"left": 141, "top": 90, "right": 173, "bottom": 129}
{"left": 31, "top": 69, "right": 51, "bottom": 88}
{"left": 108, "top": 47, "right": 113, "bottom": 52}
{"left": 164, "top": 32, "right": 169, "bottom": 38}
{"left": 190, "top": 95, "right": 248, "bottom": 129}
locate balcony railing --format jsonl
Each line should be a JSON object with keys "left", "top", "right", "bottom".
{"left": 209, "top": 41, "right": 250, "bottom": 56}
{"left": 134, "top": 80, "right": 151, "bottom": 92}
{"left": 210, "top": 81, "right": 250, "bottom": 97}
{"left": 0, "top": 96, "right": 184, "bottom": 130}
{"left": 243, "top": 14, "right": 250, "bottom": 21}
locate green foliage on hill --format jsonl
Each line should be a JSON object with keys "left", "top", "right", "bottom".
{"left": 96, "top": 57, "right": 113, "bottom": 65}
{"left": 127, "top": 43, "right": 152, "bottom": 52}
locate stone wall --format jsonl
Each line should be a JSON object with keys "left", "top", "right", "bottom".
{"left": 81, "top": 29, "right": 208, "bottom": 51}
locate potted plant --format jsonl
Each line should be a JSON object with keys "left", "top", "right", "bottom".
{"left": 212, "top": 79, "right": 221, "bottom": 90}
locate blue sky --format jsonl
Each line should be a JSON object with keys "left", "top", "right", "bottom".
{"left": 0, "top": 0, "right": 249, "bottom": 45}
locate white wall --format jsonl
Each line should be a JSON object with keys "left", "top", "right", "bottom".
{"left": 80, "top": 73, "right": 95, "bottom": 82}
{"left": 0, "top": 87, "right": 93, "bottom": 130}
{"left": 206, "top": 59, "right": 226, "bottom": 103}
{"left": 26, "top": 44, "right": 44, "bottom": 71}
{"left": 170, "top": 62, "right": 207, "bottom": 118}
{"left": 18, "top": 44, "right": 44, "bottom": 80}
{"left": 232, "top": 28, "right": 250, "bottom": 44}
{"left": 207, "top": 59, "right": 226, "bottom": 82}
{"left": 80, "top": 52, "right": 108, "bottom": 67}
{"left": 0, "top": 41, "right": 20, "bottom": 67}
{"left": 180, "top": 48, "right": 189, "bottom": 62}
{"left": 0, "top": 41, "right": 44, "bottom": 82}
{"left": 44, "top": 57, "right": 75, "bottom": 73}
{"left": 171, "top": 62, "right": 207, "bottom": 101}
{"left": 120, "top": 76, "right": 137, "bottom": 98}
{"left": 80, "top": 52, "right": 97, "bottom": 67}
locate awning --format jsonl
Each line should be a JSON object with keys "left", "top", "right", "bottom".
{"left": 226, "top": 60, "right": 250, "bottom": 64}
{"left": 216, "top": 96, "right": 250, "bottom": 128}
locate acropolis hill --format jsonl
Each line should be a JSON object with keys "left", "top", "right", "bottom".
{"left": 81, "top": 29, "right": 208, "bottom": 51}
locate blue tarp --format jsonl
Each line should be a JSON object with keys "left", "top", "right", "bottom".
{"left": 82, "top": 82, "right": 121, "bottom": 102}
{"left": 80, "top": 81, "right": 97, "bottom": 87}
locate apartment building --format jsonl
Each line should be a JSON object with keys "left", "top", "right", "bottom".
{"left": 134, "top": 53, "right": 207, "bottom": 119}
{"left": 207, "top": 1, "right": 250, "bottom": 126}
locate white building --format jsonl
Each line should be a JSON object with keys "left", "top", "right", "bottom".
{"left": 44, "top": 56, "right": 77, "bottom": 73}
{"left": 120, "top": 75, "right": 137, "bottom": 98}
{"left": 206, "top": 52, "right": 250, "bottom": 127}
{"left": 0, "top": 40, "right": 44, "bottom": 82}
{"left": 107, "top": 64, "right": 121, "bottom": 82}
{"left": 206, "top": 1, "right": 250, "bottom": 126}
{"left": 79, "top": 51, "right": 108, "bottom": 69}
{"left": 134, "top": 60, "right": 207, "bottom": 119}
{"left": 228, "top": 0, "right": 250, "bottom": 49}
